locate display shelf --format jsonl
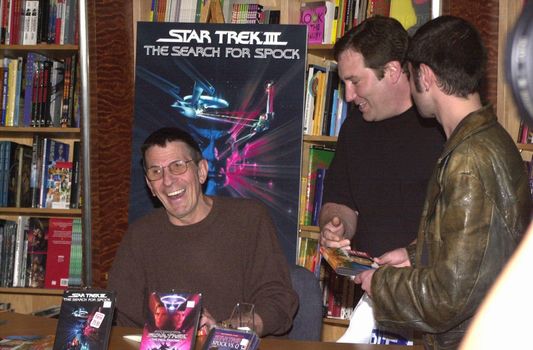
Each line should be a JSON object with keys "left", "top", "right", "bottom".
{"left": 0, "top": 208, "right": 82, "bottom": 216}
{"left": 0, "top": 127, "right": 81, "bottom": 138}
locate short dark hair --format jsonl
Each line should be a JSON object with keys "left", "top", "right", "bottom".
{"left": 334, "top": 15, "right": 409, "bottom": 79}
{"left": 141, "top": 127, "right": 203, "bottom": 165}
{"left": 407, "top": 16, "right": 487, "bottom": 97}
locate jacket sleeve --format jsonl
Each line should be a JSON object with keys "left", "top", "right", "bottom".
{"left": 243, "top": 203, "right": 298, "bottom": 336}
{"left": 371, "top": 166, "right": 493, "bottom": 333}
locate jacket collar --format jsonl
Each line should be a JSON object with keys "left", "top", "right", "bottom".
{"left": 439, "top": 105, "right": 497, "bottom": 162}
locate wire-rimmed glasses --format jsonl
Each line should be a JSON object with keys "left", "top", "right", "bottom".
{"left": 145, "top": 159, "right": 194, "bottom": 181}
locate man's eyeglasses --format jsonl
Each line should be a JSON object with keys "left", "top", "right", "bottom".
{"left": 145, "top": 160, "right": 194, "bottom": 181}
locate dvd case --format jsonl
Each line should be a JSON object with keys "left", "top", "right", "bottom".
{"left": 140, "top": 291, "right": 202, "bottom": 350}
{"left": 53, "top": 289, "right": 116, "bottom": 350}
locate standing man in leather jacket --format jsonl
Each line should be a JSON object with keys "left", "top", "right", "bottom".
{"left": 354, "top": 16, "right": 532, "bottom": 349}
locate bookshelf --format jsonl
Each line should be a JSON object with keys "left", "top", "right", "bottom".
{"left": 0, "top": 0, "right": 89, "bottom": 313}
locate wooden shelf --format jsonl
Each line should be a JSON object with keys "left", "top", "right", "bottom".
{"left": 303, "top": 134, "right": 338, "bottom": 143}
{"left": 299, "top": 230, "right": 320, "bottom": 240}
{"left": 517, "top": 143, "right": 533, "bottom": 152}
{"left": 0, "top": 44, "right": 79, "bottom": 60}
{"left": 0, "top": 127, "right": 81, "bottom": 138}
{"left": 0, "top": 44, "right": 78, "bottom": 50}
{"left": 0, "top": 288, "right": 64, "bottom": 296}
{"left": 0, "top": 207, "right": 82, "bottom": 217}
{"left": 0, "top": 288, "right": 63, "bottom": 314}
{"left": 323, "top": 317, "right": 350, "bottom": 326}
{"left": 309, "top": 44, "right": 334, "bottom": 51}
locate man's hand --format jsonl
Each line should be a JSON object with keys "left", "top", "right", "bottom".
{"left": 320, "top": 216, "right": 351, "bottom": 249}
{"left": 353, "top": 269, "right": 375, "bottom": 297}
{"left": 374, "top": 248, "right": 411, "bottom": 267}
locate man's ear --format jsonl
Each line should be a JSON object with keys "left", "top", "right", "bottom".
{"left": 419, "top": 63, "right": 435, "bottom": 91}
{"left": 197, "top": 159, "right": 209, "bottom": 184}
{"left": 385, "top": 61, "right": 403, "bottom": 83}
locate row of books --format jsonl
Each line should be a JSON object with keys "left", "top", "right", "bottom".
{"left": 322, "top": 263, "right": 358, "bottom": 319}
{"left": 148, "top": 0, "right": 281, "bottom": 25}
{"left": 297, "top": 236, "right": 320, "bottom": 275}
{"left": 303, "top": 55, "right": 348, "bottom": 137}
{"left": 299, "top": 145, "right": 335, "bottom": 227}
{"left": 0, "top": 0, "right": 78, "bottom": 45}
{"left": 149, "top": 0, "right": 198, "bottom": 22}
{"left": 0, "top": 216, "right": 82, "bottom": 289}
{"left": 296, "top": 241, "right": 359, "bottom": 320}
{"left": 0, "top": 52, "right": 79, "bottom": 128}
{"left": 0, "top": 138, "right": 81, "bottom": 209}
{"left": 230, "top": 3, "right": 263, "bottom": 24}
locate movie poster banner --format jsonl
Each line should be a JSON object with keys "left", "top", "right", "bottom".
{"left": 130, "top": 22, "right": 307, "bottom": 263}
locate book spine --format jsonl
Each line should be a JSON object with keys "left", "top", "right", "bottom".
{"left": 30, "top": 134, "right": 42, "bottom": 208}
{"left": 23, "top": 52, "right": 35, "bottom": 126}
{"left": 312, "top": 168, "right": 327, "bottom": 226}
{"left": 12, "top": 216, "right": 28, "bottom": 287}
{"left": 12, "top": 56, "right": 23, "bottom": 126}
{"left": 0, "top": 59, "right": 7, "bottom": 125}
{"left": 5, "top": 58, "right": 17, "bottom": 126}
{"left": 69, "top": 140, "right": 80, "bottom": 208}
{"left": 44, "top": 217, "right": 72, "bottom": 289}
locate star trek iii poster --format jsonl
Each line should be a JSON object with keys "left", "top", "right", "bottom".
{"left": 129, "top": 22, "right": 307, "bottom": 263}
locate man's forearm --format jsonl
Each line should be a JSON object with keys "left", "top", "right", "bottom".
{"left": 319, "top": 202, "right": 358, "bottom": 239}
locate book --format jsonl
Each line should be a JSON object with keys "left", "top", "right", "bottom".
{"left": 25, "top": 217, "right": 48, "bottom": 288}
{"left": 44, "top": 217, "right": 72, "bottom": 289}
{"left": 0, "top": 219, "right": 17, "bottom": 287}
{"left": 38, "top": 138, "right": 70, "bottom": 208}
{"left": 300, "top": 2, "right": 327, "bottom": 44}
{"left": 202, "top": 327, "right": 260, "bottom": 350}
{"left": 69, "top": 141, "right": 81, "bottom": 209}
{"left": 0, "top": 141, "right": 24, "bottom": 206}
{"left": 53, "top": 289, "right": 116, "bottom": 350}
{"left": 7, "top": 142, "right": 32, "bottom": 208}
{"left": 48, "top": 58, "right": 65, "bottom": 126}
{"left": 11, "top": 216, "right": 29, "bottom": 287}
{"left": 140, "top": 291, "right": 202, "bottom": 350}
{"left": 23, "top": 52, "right": 43, "bottom": 126}
{"left": 311, "top": 167, "right": 326, "bottom": 226}
{"left": 68, "top": 218, "right": 82, "bottom": 286}
{"left": 44, "top": 161, "right": 72, "bottom": 209}
{"left": 0, "top": 142, "right": 4, "bottom": 205}
{"left": 4, "top": 57, "right": 18, "bottom": 126}
{"left": 302, "top": 146, "right": 335, "bottom": 226}
{"left": 320, "top": 246, "right": 378, "bottom": 277}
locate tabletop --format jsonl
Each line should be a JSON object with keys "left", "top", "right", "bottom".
{"left": 0, "top": 312, "right": 422, "bottom": 350}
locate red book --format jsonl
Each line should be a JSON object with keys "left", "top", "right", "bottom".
{"left": 44, "top": 218, "right": 73, "bottom": 289}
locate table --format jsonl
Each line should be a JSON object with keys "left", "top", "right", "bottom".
{"left": 0, "top": 312, "right": 422, "bottom": 349}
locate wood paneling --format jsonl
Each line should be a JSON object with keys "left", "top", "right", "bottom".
{"left": 87, "top": 0, "right": 135, "bottom": 288}
{"left": 441, "top": 0, "right": 500, "bottom": 110}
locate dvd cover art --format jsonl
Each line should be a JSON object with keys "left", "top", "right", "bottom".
{"left": 129, "top": 22, "right": 307, "bottom": 263}
{"left": 140, "top": 291, "right": 202, "bottom": 350}
{"left": 53, "top": 289, "right": 116, "bottom": 350}
{"left": 202, "top": 327, "right": 259, "bottom": 350}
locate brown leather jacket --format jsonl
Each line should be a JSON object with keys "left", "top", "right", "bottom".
{"left": 370, "top": 106, "right": 532, "bottom": 349}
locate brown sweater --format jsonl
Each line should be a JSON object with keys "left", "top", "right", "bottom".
{"left": 107, "top": 196, "right": 298, "bottom": 336}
